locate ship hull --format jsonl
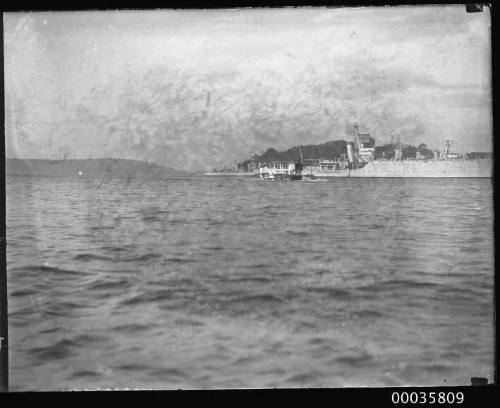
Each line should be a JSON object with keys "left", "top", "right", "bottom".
{"left": 309, "top": 159, "right": 492, "bottom": 178}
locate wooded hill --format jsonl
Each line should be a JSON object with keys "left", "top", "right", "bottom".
{"left": 238, "top": 141, "right": 435, "bottom": 169}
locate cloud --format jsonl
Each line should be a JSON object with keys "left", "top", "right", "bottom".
{"left": 4, "top": 7, "right": 492, "bottom": 170}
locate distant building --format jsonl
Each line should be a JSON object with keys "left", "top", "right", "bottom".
{"left": 466, "top": 152, "right": 492, "bottom": 160}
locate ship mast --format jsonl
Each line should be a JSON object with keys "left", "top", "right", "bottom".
{"left": 440, "top": 137, "right": 453, "bottom": 160}
{"left": 352, "top": 125, "right": 365, "bottom": 163}
{"left": 298, "top": 146, "right": 305, "bottom": 176}
{"left": 353, "top": 125, "right": 361, "bottom": 151}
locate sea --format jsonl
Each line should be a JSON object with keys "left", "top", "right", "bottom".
{"left": 6, "top": 174, "right": 495, "bottom": 390}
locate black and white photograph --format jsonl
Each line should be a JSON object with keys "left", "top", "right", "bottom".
{"left": 2, "top": 5, "right": 494, "bottom": 391}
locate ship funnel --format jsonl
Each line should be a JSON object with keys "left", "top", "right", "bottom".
{"left": 347, "top": 143, "right": 354, "bottom": 163}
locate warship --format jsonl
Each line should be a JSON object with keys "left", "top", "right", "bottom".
{"left": 258, "top": 127, "right": 492, "bottom": 179}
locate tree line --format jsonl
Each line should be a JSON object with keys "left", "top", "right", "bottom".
{"left": 238, "top": 141, "right": 436, "bottom": 170}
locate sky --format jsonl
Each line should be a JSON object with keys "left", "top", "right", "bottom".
{"left": 4, "top": 6, "right": 492, "bottom": 170}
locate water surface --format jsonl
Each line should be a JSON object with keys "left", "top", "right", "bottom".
{"left": 6, "top": 175, "right": 494, "bottom": 390}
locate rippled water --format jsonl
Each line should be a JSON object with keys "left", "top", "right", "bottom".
{"left": 6, "top": 175, "right": 494, "bottom": 390}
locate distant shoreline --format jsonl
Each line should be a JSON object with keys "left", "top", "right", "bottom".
{"left": 5, "top": 158, "right": 182, "bottom": 177}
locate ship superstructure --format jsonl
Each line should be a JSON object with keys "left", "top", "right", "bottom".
{"left": 257, "top": 127, "right": 492, "bottom": 178}
{"left": 259, "top": 161, "right": 302, "bottom": 180}
{"left": 354, "top": 125, "right": 375, "bottom": 162}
